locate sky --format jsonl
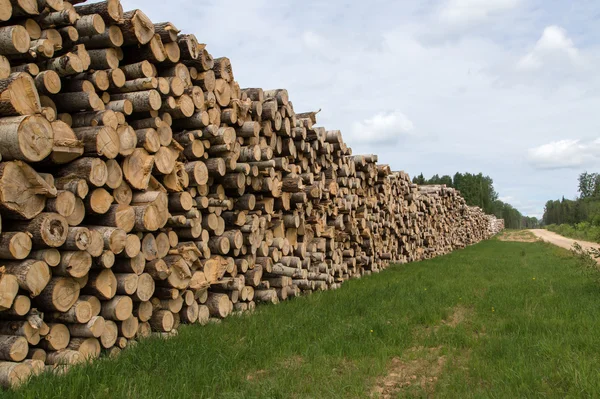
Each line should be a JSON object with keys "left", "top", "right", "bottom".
{"left": 119, "top": 0, "right": 600, "bottom": 218}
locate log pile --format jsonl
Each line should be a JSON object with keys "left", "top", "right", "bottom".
{"left": 0, "top": 0, "right": 503, "bottom": 387}
{"left": 488, "top": 216, "right": 505, "bottom": 236}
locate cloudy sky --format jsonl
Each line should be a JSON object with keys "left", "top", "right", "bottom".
{"left": 122, "top": 0, "right": 600, "bottom": 218}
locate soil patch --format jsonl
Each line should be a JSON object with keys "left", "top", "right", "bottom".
{"left": 372, "top": 347, "right": 445, "bottom": 398}
{"left": 246, "top": 369, "right": 267, "bottom": 381}
{"left": 497, "top": 230, "right": 538, "bottom": 243}
{"left": 279, "top": 355, "right": 304, "bottom": 369}
{"left": 441, "top": 305, "right": 472, "bottom": 328}
{"left": 375, "top": 306, "right": 473, "bottom": 397}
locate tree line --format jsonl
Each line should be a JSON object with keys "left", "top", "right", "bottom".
{"left": 412, "top": 172, "right": 537, "bottom": 229}
{"left": 543, "top": 172, "right": 600, "bottom": 226}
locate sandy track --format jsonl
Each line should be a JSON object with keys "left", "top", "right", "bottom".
{"left": 529, "top": 229, "right": 600, "bottom": 252}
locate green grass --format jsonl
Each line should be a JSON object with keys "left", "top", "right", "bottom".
{"left": 546, "top": 223, "right": 600, "bottom": 243}
{"left": 10, "top": 239, "right": 600, "bottom": 398}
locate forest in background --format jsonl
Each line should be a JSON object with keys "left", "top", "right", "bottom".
{"left": 543, "top": 172, "right": 600, "bottom": 241}
{"left": 412, "top": 172, "right": 538, "bottom": 229}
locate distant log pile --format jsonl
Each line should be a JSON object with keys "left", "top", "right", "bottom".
{"left": 0, "top": 0, "right": 503, "bottom": 387}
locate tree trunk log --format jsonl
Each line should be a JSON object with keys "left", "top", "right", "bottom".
{"left": 149, "top": 309, "right": 173, "bottom": 332}
{"left": 67, "top": 315, "right": 105, "bottom": 338}
{"left": 35, "top": 277, "right": 79, "bottom": 312}
{"left": 10, "top": 213, "right": 68, "bottom": 248}
{"left": 101, "top": 295, "right": 132, "bottom": 321}
{"left": 0, "top": 231, "right": 31, "bottom": 260}
{"left": 74, "top": 0, "right": 123, "bottom": 23}
{"left": 81, "top": 269, "right": 116, "bottom": 300}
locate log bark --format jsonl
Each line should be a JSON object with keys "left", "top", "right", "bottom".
{"left": 87, "top": 48, "right": 119, "bottom": 70}
{"left": 144, "top": 258, "right": 169, "bottom": 281}
{"left": 68, "top": 315, "right": 105, "bottom": 338}
{"left": 132, "top": 301, "right": 152, "bottom": 322}
{"left": 37, "top": 9, "right": 77, "bottom": 29}
{"left": 0, "top": 25, "right": 30, "bottom": 54}
{"left": 73, "top": 126, "right": 120, "bottom": 159}
{"left": 39, "top": 323, "right": 69, "bottom": 350}
{"left": 48, "top": 299, "right": 92, "bottom": 324}
{"left": 66, "top": 337, "right": 100, "bottom": 359}
{"left": 154, "top": 22, "right": 178, "bottom": 43}
{"left": 34, "top": 70, "right": 61, "bottom": 94}
{"left": 77, "top": 25, "right": 123, "bottom": 50}
{"left": 135, "top": 128, "right": 160, "bottom": 153}
{"left": 113, "top": 253, "right": 145, "bottom": 275}
{"left": 149, "top": 309, "right": 173, "bottom": 332}
{"left": 0, "top": 336, "right": 27, "bottom": 362}
{"left": 87, "top": 204, "right": 135, "bottom": 233}
{"left": 81, "top": 295, "right": 102, "bottom": 317}
{"left": 99, "top": 320, "right": 117, "bottom": 349}
{"left": 61, "top": 227, "right": 90, "bottom": 251}
{"left": 74, "top": 0, "right": 123, "bottom": 23}
{"left": 28, "top": 248, "right": 60, "bottom": 267}
{"left": 117, "top": 315, "right": 138, "bottom": 339}
{"left": 74, "top": 14, "right": 105, "bottom": 36}
{"left": 110, "top": 89, "right": 161, "bottom": 112}
{"left": 119, "top": 9, "right": 154, "bottom": 45}
{"left": 41, "top": 52, "right": 84, "bottom": 76}
{"left": 82, "top": 269, "right": 116, "bottom": 300}
{"left": 3, "top": 294, "right": 30, "bottom": 316}
{"left": 53, "top": 251, "right": 91, "bottom": 278}
{"left": 0, "top": 361, "right": 30, "bottom": 387}
{"left": 26, "top": 348, "right": 45, "bottom": 362}
{"left": 87, "top": 226, "right": 126, "bottom": 254}
{"left": 115, "top": 273, "right": 138, "bottom": 295}
{"left": 205, "top": 292, "right": 231, "bottom": 318}
{"left": 3, "top": 259, "right": 50, "bottom": 296}
{"left": 132, "top": 273, "right": 154, "bottom": 302}
{"left": 45, "top": 349, "right": 84, "bottom": 365}
{"left": 56, "top": 157, "right": 108, "bottom": 188}
{"left": 101, "top": 295, "right": 132, "bottom": 321}
{"left": 131, "top": 191, "right": 168, "bottom": 232}
{"left": 70, "top": 109, "right": 118, "bottom": 129}
{"left": 0, "top": 321, "right": 38, "bottom": 345}
{"left": 10, "top": 213, "right": 68, "bottom": 248}
{"left": 54, "top": 176, "right": 88, "bottom": 199}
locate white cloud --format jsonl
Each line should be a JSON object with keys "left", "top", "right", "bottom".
{"left": 302, "top": 31, "right": 324, "bottom": 50}
{"left": 527, "top": 138, "right": 600, "bottom": 169}
{"left": 349, "top": 111, "right": 415, "bottom": 145}
{"left": 300, "top": 31, "right": 340, "bottom": 63}
{"left": 438, "top": 0, "right": 520, "bottom": 25}
{"left": 132, "top": 0, "right": 600, "bottom": 218}
{"left": 517, "top": 26, "right": 582, "bottom": 70}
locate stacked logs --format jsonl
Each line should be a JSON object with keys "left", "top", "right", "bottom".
{"left": 488, "top": 217, "right": 505, "bottom": 236}
{"left": 0, "top": 0, "right": 503, "bottom": 388}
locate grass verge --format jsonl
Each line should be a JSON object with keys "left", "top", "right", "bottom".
{"left": 9, "top": 239, "right": 600, "bottom": 398}
{"left": 545, "top": 223, "right": 600, "bottom": 243}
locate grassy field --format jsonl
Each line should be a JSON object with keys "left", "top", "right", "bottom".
{"left": 10, "top": 236, "right": 600, "bottom": 398}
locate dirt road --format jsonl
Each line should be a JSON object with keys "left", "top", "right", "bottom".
{"left": 529, "top": 229, "right": 600, "bottom": 252}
